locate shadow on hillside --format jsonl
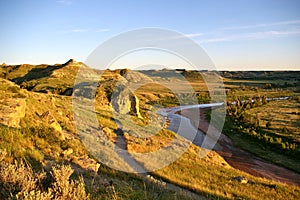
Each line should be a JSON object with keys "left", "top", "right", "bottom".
{"left": 12, "top": 60, "right": 73, "bottom": 84}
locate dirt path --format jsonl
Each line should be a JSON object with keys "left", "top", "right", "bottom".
{"left": 180, "top": 107, "right": 300, "bottom": 187}
{"left": 114, "top": 120, "right": 206, "bottom": 200}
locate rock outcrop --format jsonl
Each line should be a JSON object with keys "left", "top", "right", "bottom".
{"left": 38, "top": 111, "right": 65, "bottom": 140}
{"left": 110, "top": 69, "right": 153, "bottom": 118}
{"left": 130, "top": 94, "right": 141, "bottom": 117}
{"left": 0, "top": 98, "right": 26, "bottom": 128}
{"left": 111, "top": 86, "right": 142, "bottom": 118}
{"left": 234, "top": 176, "right": 248, "bottom": 184}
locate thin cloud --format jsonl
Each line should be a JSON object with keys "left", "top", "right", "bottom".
{"left": 222, "top": 20, "right": 300, "bottom": 30}
{"left": 95, "top": 28, "right": 110, "bottom": 32}
{"left": 246, "top": 29, "right": 300, "bottom": 38}
{"left": 199, "top": 29, "right": 300, "bottom": 44}
{"left": 56, "top": 0, "right": 72, "bottom": 5}
{"left": 69, "top": 29, "right": 89, "bottom": 33}
{"left": 199, "top": 37, "right": 231, "bottom": 44}
{"left": 167, "top": 33, "right": 204, "bottom": 40}
{"left": 61, "top": 28, "right": 109, "bottom": 34}
{"left": 184, "top": 33, "right": 205, "bottom": 38}
{"left": 170, "top": 32, "right": 215, "bottom": 40}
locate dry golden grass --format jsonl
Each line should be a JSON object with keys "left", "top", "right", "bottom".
{"left": 122, "top": 125, "right": 300, "bottom": 199}
{"left": 125, "top": 129, "right": 175, "bottom": 154}
{"left": 153, "top": 145, "right": 300, "bottom": 199}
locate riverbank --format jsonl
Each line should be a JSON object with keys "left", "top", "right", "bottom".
{"left": 179, "top": 107, "right": 300, "bottom": 187}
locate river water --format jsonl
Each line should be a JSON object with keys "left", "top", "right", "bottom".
{"left": 157, "top": 102, "right": 300, "bottom": 186}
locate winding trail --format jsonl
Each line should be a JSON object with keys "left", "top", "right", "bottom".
{"left": 113, "top": 120, "right": 206, "bottom": 199}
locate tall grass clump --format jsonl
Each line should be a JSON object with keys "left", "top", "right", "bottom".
{"left": 0, "top": 149, "right": 90, "bottom": 200}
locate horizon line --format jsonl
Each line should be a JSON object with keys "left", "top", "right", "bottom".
{"left": 1, "top": 59, "right": 299, "bottom": 72}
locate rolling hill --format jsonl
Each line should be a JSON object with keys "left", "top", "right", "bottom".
{"left": 0, "top": 60, "right": 299, "bottom": 199}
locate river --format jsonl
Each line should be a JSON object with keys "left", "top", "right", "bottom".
{"left": 158, "top": 103, "right": 300, "bottom": 186}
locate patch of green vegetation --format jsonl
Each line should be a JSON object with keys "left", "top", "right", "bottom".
{"left": 222, "top": 97, "right": 300, "bottom": 173}
{"left": 0, "top": 125, "right": 88, "bottom": 169}
{"left": 223, "top": 116, "right": 300, "bottom": 173}
{"left": 0, "top": 125, "right": 44, "bottom": 169}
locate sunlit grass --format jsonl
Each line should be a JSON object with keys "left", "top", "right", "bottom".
{"left": 154, "top": 145, "right": 300, "bottom": 199}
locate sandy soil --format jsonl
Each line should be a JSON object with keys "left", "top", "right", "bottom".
{"left": 180, "top": 107, "right": 300, "bottom": 187}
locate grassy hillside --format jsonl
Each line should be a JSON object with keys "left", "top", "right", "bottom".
{"left": 0, "top": 61, "right": 299, "bottom": 199}
{"left": 0, "top": 72, "right": 191, "bottom": 199}
{"left": 222, "top": 99, "right": 300, "bottom": 173}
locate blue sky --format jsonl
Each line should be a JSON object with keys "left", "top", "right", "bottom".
{"left": 1, "top": 0, "right": 300, "bottom": 70}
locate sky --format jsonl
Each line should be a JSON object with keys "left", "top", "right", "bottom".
{"left": 0, "top": 0, "right": 300, "bottom": 70}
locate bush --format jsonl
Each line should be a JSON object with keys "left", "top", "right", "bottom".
{"left": 50, "top": 165, "right": 89, "bottom": 200}
{"left": 0, "top": 149, "right": 90, "bottom": 200}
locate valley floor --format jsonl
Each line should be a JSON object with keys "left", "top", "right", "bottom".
{"left": 179, "top": 107, "right": 300, "bottom": 187}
